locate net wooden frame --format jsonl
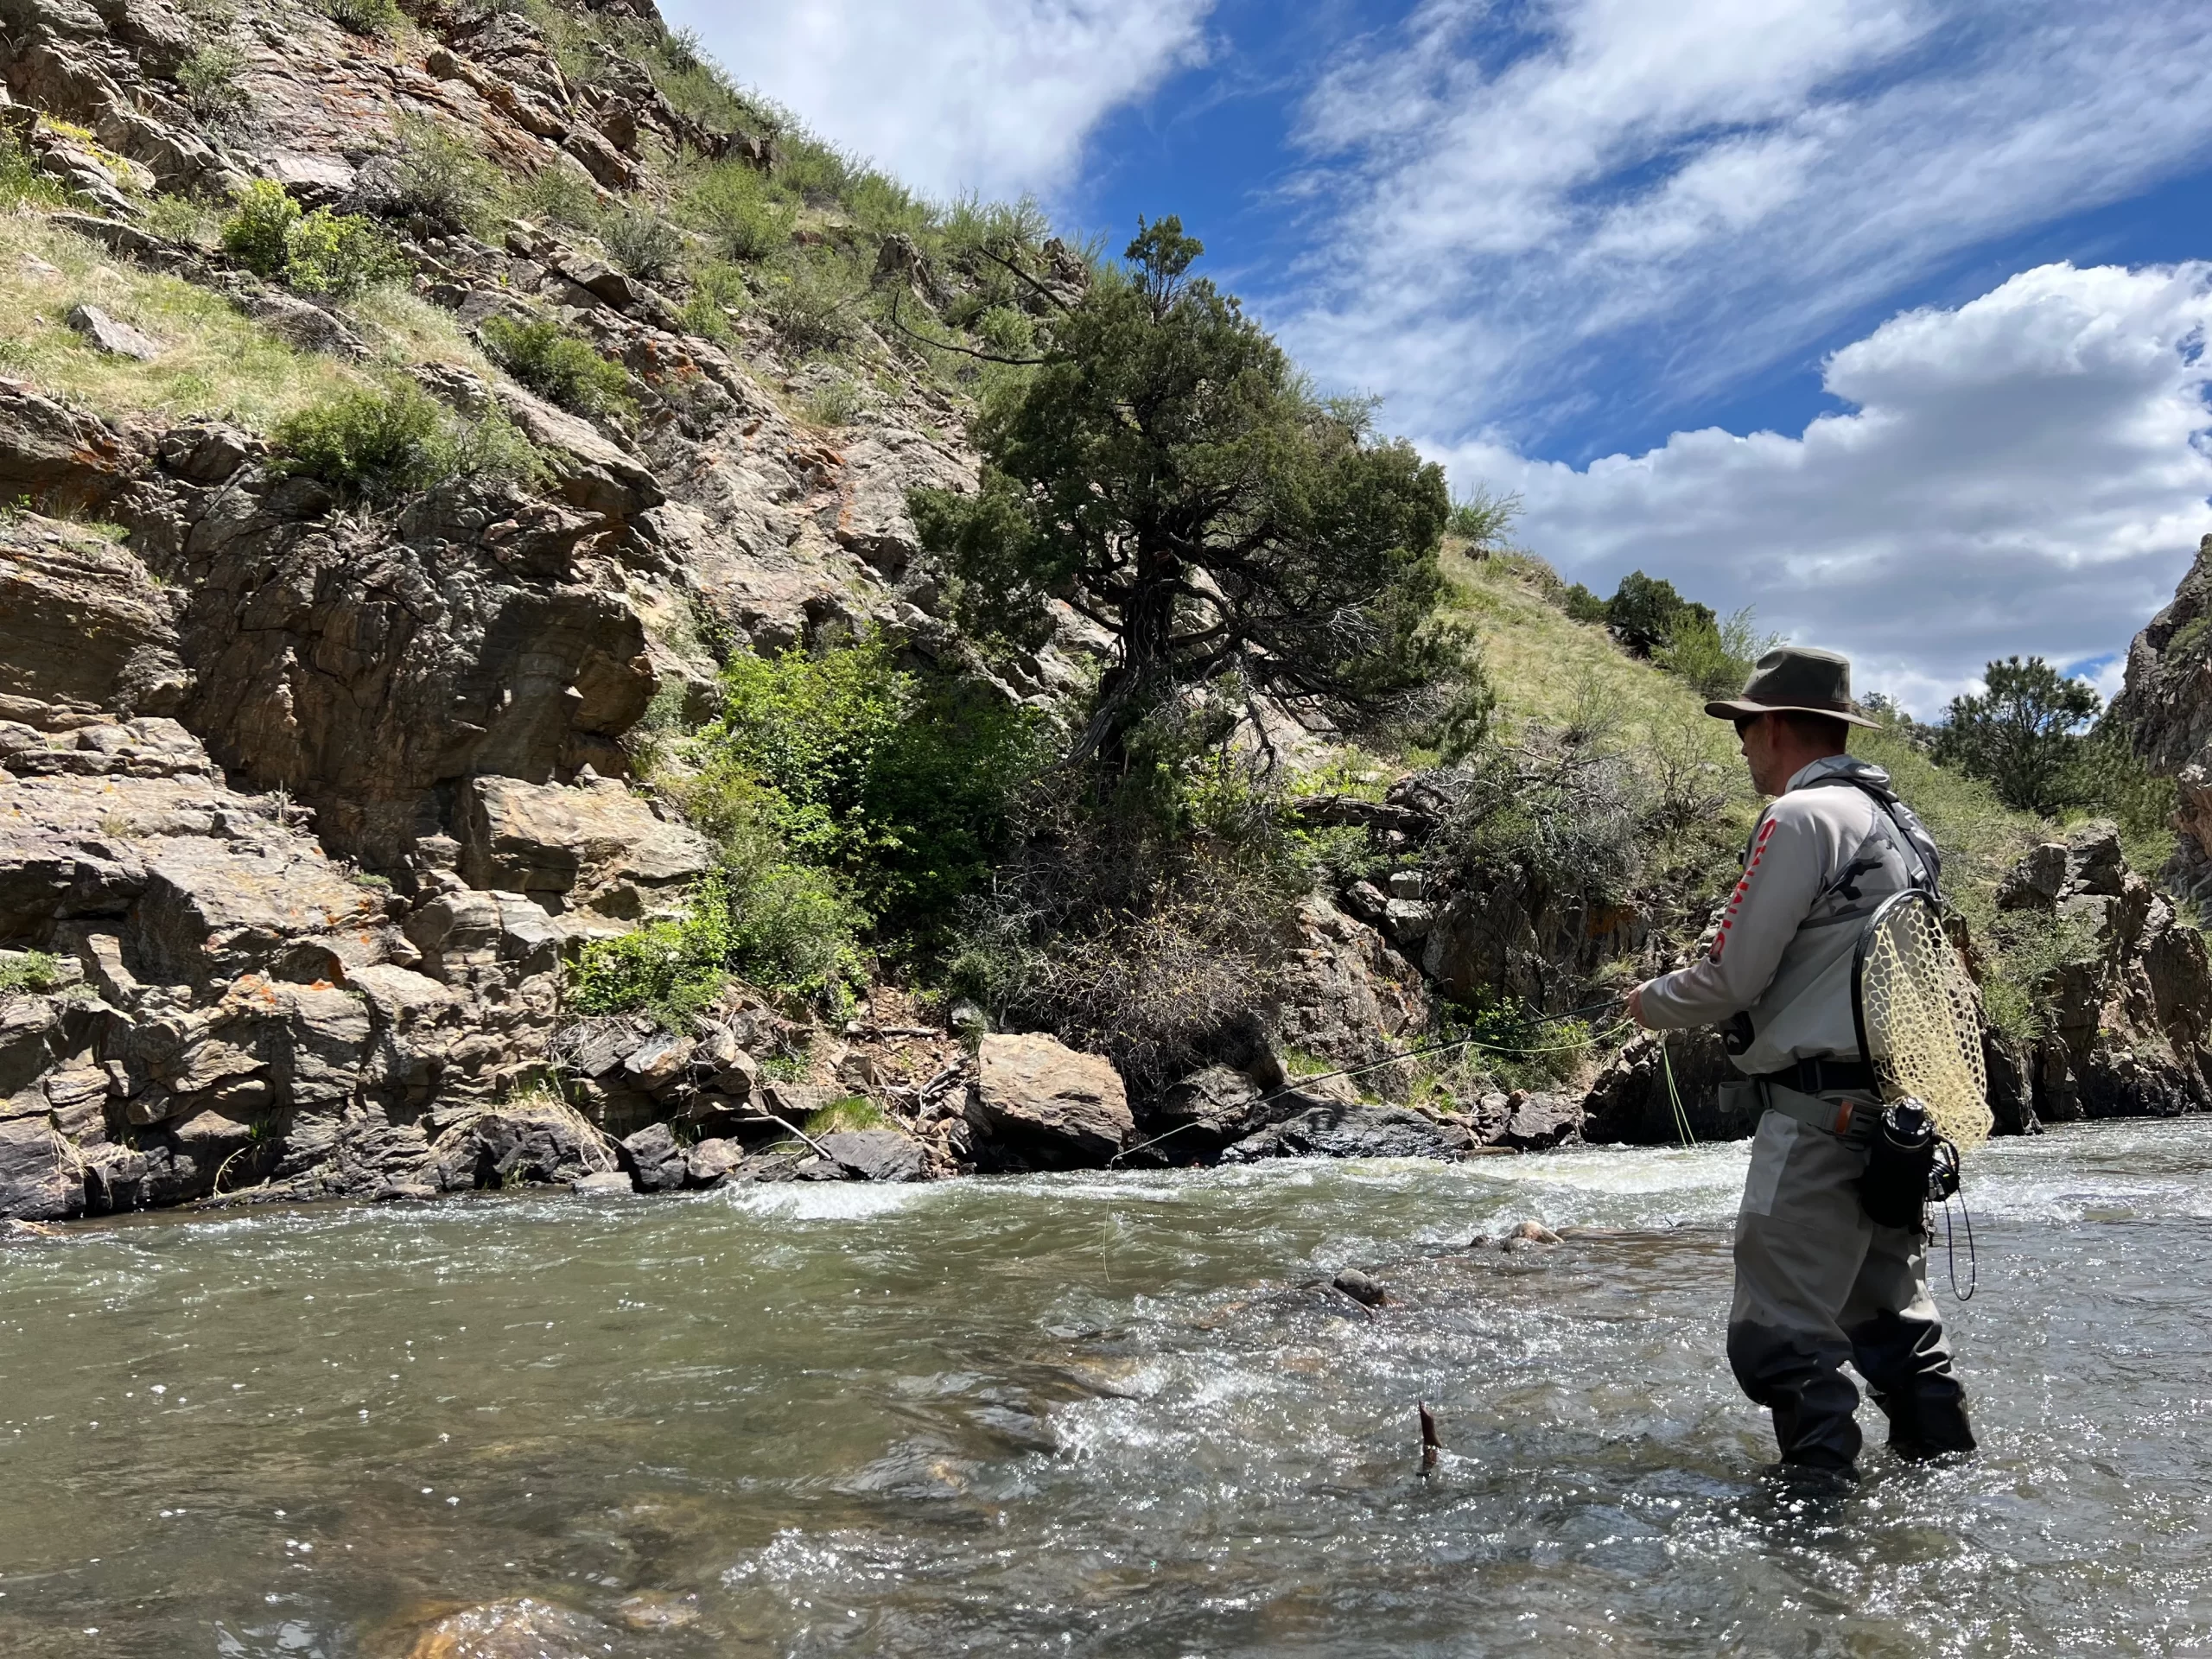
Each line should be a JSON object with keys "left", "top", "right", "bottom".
{"left": 1850, "top": 889, "right": 1993, "bottom": 1150}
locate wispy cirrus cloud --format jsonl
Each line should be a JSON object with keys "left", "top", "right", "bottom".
{"left": 660, "top": 0, "right": 1216, "bottom": 202}
{"left": 1280, "top": 0, "right": 2212, "bottom": 447}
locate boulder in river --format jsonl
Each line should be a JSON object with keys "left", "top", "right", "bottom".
{"left": 1490, "top": 1089, "right": 1583, "bottom": 1151}
{"left": 430, "top": 1102, "right": 618, "bottom": 1191}
{"left": 617, "top": 1121, "right": 687, "bottom": 1192}
{"left": 683, "top": 1135, "right": 744, "bottom": 1186}
{"left": 969, "top": 1033, "right": 1132, "bottom": 1166}
{"left": 818, "top": 1128, "right": 928, "bottom": 1182}
{"left": 1220, "top": 1103, "right": 1467, "bottom": 1162}
{"left": 399, "top": 1596, "right": 619, "bottom": 1658}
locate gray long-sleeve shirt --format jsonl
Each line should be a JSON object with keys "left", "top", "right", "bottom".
{"left": 1639, "top": 754, "right": 1929, "bottom": 1075}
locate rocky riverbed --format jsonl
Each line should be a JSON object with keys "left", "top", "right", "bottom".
{"left": 4, "top": 1121, "right": 2211, "bottom": 1656}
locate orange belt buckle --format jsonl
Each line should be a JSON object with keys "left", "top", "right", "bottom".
{"left": 1832, "top": 1100, "right": 1855, "bottom": 1135}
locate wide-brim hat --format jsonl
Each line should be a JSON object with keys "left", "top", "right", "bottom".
{"left": 1704, "top": 645, "right": 1880, "bottom": 729}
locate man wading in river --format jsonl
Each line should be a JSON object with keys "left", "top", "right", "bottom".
{"left": 1626, "top": 646, "right": 1976, "bottom": 1481}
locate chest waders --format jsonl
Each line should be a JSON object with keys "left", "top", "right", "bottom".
{"left": 1722, "top": 779, "right": 1980, "bottom": 1476}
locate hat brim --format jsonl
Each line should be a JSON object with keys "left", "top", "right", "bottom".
{"left": 1704, "top": 697, "right": 1881, "bottom": 729}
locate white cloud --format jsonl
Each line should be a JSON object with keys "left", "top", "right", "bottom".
{"left": 659, "top": 0, "right": 1213, "bottom": 201}
{"left": 1443, "top": 263, "right": 2212, "bottom": 715}
{"left": 1280, "top": 0, "right": 2212, "bottom": 443}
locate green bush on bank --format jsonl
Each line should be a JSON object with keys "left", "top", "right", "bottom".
{"left": 219, "top": 181, "right": 406, "bottom": 298}
{"left": 1553, "top": 568, "right": 1776, "bottom": 699}
{"left": 569, "top": 637, "right": 1045, "bottom": 1027}
{"left": 480, "top": 315, "right": 635, "bottom": 421}
{"left": 565, "top": 855, "right": 869, "bottom": 1025}
{"left": 318, "top": 0, "right": 404, "bottom": 35}
{"left": 686, "top": 637, "right": 1044, "bottom": 928}
{"left": 271, "top": 380, "right": 538, "bottom": 501}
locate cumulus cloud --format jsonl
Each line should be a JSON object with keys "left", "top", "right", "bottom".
{"left": 1281, "top": 0, "right": 2212, "bottom": 444}
{"left": 660, "top": 0, "right": 1213, "bottom": 201}
{"left": 1442, "top": 263, "right": 2212, "bottom": 714}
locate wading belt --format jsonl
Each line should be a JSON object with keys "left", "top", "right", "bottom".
{"left": 1751, "top": 1056, "right": 1876, "bottom": 1135}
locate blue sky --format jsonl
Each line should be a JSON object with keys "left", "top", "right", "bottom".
{"left": 666, "top": 0, "right": 2212, "bottom": 712}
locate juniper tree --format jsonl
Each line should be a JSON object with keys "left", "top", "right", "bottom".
{"left": 911, "top": 217, "right": 1484, "bottom": 760}
{"left": 1933, "top": 655, "right": 2100, "bottom": 816}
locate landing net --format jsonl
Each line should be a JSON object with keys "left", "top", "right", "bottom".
{"left": 1853, "top": 890, "right": 1993, "bottom": 1150}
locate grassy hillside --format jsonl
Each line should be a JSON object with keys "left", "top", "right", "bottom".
{"left": 1437, "top": 543, "right": 2077, "bottom": 1044}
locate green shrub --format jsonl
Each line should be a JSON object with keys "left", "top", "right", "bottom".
{"left": 1445, "top": 487, "right": 1519, "bottom": 549}
{"left": 568, "top": 892, "right": 733, "bottom": 1026}
{"left": 143, "top": 192, "right": 219, "bottom": 247}
{"left": 1655, "top": 607, "right": 1777, "bottom": 699}
{"left": 601, "top": 205, "right": 684, "bottom": 282}
{"left": 774, "top": 133, "right": 859, "bottom": 205}
{"left": 481, "top": 315, "right": 635, "bottom": 420}
{"left": 804, "top": 1096, "right": 890, "bottom": 1135}
{"left": 1439, "top": 997, "right": 1594, "bottom": 1092}
{"left": 939, "top": 193, "right": 1051, "bottom": 263}
{"left": 0, "top": 132, "right": 65, "bottom": 208}
{"left": 318, "top": 0, "right": 404, "bottom": 35}
{"left": 219, "top": 179, "right": 300, "bottom": 277}
{"left": 1603, "top": 569, "right": 1714, "bottom": 657}
{"left": 843, "top": 170, "right": 930, "bottom": 239}
{"left": 272, "top": 381, "right": 449, "bottom": 499}
{"left": 1558, "top": 581, "right": 1610, "bottom": 625}
{"left": 756, "top": 247, "right": 861, "bottom": 352}
{"left": 686, "top": 638, "right": 1044, "bottom": 928}
{"left": 391, "top": 115, "right": 498, "bottom": 231}
{"left": 2167, "top": 613, "right": 2212, "bottom": 661}
{"left": 566, "top": 855, "right": 868, "bottom": 1024}
{"left": 1980, "top": 908, "right": 2102, "bottom": 1046}
{"left": 271, "top": 381, "right": 536, "bottom": 501}
{"left": 284, "top": 207, "right": 407, "bottom": 298}
{"left": 505, "top": 162, "right": 602, "bottom": 232}
{"left": 0, "top": 950, "right": 67, "bottom": 997}
{"left": 1427, "top": 734, "right": 1643, "bottom": 919}
{"left": 448, "top": 407, "right": 545, "bottom": 489}
{"left": 176, "top": 42, "right": 251, "bottom": 127}
{"left": 800, "top": 375, "right": 862, "bottom": 428}
{"left": 677, "top": 259, "right": 748, "bottom": 342}
{"left": 680, "top": 162, "right": 791, "bottom": 262}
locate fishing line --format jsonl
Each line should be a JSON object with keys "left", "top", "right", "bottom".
{"left": 1940, "top": 1186, "right": 1977, "bottom": 1301}
{"left": 1659, "top": 1036, "right": 1697, "bottom": 1150}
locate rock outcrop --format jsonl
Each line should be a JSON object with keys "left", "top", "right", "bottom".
{"left": 1989, "top": 825, "right": 2212, "bottom": 1121}
{"left": 2113, "top": 533, "right": 2212, "bottom": 907}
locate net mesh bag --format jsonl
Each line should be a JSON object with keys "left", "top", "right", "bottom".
{"left": 1857, "top": 891, "right": 1993, "bottom": 1150}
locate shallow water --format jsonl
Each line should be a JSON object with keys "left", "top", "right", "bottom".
{"left": 3, "top": 1120, "right": 2211, "bottom": 1656}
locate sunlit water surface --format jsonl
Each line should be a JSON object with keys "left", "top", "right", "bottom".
{"left": 4, "top": 1121, "right": 2211, "bottom": 1656}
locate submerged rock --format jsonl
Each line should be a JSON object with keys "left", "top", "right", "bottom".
{"left": 1220, "top": 1103, "right": 1465, "bottom": 1162}
{"left": 1332, "top": 1267, "right": 1387, "bottom": 1306}
{"left": 399, "top": 1596, "right": 618, "bottom": 1658}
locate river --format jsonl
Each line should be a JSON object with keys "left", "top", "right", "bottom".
{"left": 3, "top": 1119, "right": 2209, "bottom": 1656}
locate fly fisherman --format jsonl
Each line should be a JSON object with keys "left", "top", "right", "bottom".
{"left": 1626, "top": 646, "right": 1976, "bottom": 1481}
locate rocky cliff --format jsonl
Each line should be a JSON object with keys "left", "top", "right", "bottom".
{"left": 2113, "top": 532, "right": 2212, "bottom": 906}
{"left": 0, "top": 0, "right": 1034, "bottom": 1217}
{"left": 1, "top": 0, "right": 2205, "bottom": 1225}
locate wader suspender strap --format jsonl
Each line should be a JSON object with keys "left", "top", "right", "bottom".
{"left": 1749, "top": 775, "right": 1938, "bottom": 1133}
